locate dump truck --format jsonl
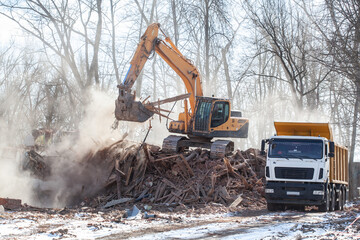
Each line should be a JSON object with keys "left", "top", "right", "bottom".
{"left": 261, "top": 122, "right": 348, "bottom": 212}
{"left": 115, "top": 23, "right": 249, "bottom": 158}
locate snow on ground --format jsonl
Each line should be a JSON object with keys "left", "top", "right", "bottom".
{"left": 0, "top": 207, "right": 359, "bottom": 240}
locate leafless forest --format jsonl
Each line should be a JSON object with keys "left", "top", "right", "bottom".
{"left": 0, "top": 0, "right": 359, "bottom": 198}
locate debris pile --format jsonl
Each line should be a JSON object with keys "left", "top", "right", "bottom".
{"left": 83, "top": 140, "right": 266, "bottom": 209}
{"left": 11, "top": 138, "right": 266, "bottom": 210}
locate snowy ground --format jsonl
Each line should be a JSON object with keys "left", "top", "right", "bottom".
{"left": 0, "top": 205, "right": 359, "bottom": 240}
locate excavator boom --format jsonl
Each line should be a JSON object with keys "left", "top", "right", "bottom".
{"left": 115, "top": 23, "right": 202, "bottom": 122}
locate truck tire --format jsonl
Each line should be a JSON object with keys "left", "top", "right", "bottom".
{"left": 335, "top": 186, "right": 340, "bottom": 211}
{"left": 338, "top": 188, "right": 343, "bottom": 211}
{"left": 296, "top": 205, "right": 305, "bottom": 212}
{"left": 342, "top": 187, "right": 346, "bottom": 209}
{"left": 330, "top": 187, "right": 336, "bottom": 212}
{"left": 278, "top": 204, "right": 286, "bottom": 211}
{"left": 318, "top": 187, "right": 330, "bottom": 212}
{"left": 267, "top": 203, "right": 276, "bottom": 211}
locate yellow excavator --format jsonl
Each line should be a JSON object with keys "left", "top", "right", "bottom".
{"left": 115, "top": 23, "right": 249, "bottom": 158}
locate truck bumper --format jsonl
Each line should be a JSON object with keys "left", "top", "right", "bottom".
{"left": 265, "top": 182, "right": 326, "bottom": 206}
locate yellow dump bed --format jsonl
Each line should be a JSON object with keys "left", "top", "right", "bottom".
{"left": 274, "top": 122, "right": 348, "bottom": 185}
{"left": 274, "top": 122, "right": 333, "bottom": 141}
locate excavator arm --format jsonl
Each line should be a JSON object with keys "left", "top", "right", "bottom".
{"left": 115, "top": 23, "right": 202, "bottom": 122}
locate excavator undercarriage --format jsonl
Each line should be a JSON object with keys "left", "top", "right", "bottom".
{"left": 162, "top": 135, "right": 234, "bottom": 159}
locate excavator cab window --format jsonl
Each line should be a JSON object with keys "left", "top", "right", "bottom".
{"left": 211, "top": 101, "right": 229, "bottom": 128}
{"left": 194, "top": 99, "right": 212, "bottom": 131}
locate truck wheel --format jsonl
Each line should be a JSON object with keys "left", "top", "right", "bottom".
{"left": 296, "top": 205, "right": 305, "bottom": 212}
{"left": 267, "top": 203, "right": 276, "bottom": 211}
{"left": 338, "top": 188, "right": 343, "bottom": 211}
{"left": 278, "top": 204, "right": 286, "bottom": 211}
{"left": 318, "top": 187, "right": 330, "bottom": 212}
{"left": 330, "top": 187, "right": 336, "bottom": 212}
{"left": 341, "top": 187, "right": 346, "bottom": 210}
{"left": 335, "top": 187, "right": 340, "bottom": 211}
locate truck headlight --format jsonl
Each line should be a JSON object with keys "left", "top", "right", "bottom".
{"left": 313, "top": 190, "right": 324, "bottom": 195}
{"left": 265, "top": 188, "right": 274, "bottom": 193}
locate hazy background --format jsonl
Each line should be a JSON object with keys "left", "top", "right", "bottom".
{"left": 0, "top": 0, "right": 358, "bottom": 205}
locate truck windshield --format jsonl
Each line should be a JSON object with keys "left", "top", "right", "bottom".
{"left": 268, "top": 139, "right": 323, "bottom": 159}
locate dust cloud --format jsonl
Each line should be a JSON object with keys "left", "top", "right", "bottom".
{"left": 0, "top": 90, "right": 134, "bottom": 207}
{"left": 41, "top": 90, "right": 187, "bottom": 207}
{"left": 0, "top": 120, "right": 36, "bottom": 205}
{"left": 35, "top": 90, "right": 129, "bottom": 208}
{"left": 243, "top": 94, "right": 331, "bottom": 149}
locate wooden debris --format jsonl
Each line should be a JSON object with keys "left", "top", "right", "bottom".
{"left": 77, "top": 141, "right": 266, "bottom": 209}
{"left": 180, "top": 155, "right": 194, "bottom": 177}
{"left": 0, "top": 197, "right": 22, "bottom": 210}
{"left": 152, "top": 154, "right": 180, "bottom": 162}
{"left": 103, "top": 198, "right": 133, "bottom": 208}
{"left": 229, "top": 194, "right": 243, "bottom": 210}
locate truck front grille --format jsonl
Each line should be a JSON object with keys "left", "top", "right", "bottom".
{"left": 274, "top": 167, "right": 314, "bottom": 180}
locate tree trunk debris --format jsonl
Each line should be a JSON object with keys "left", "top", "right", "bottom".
{"left": 87, "top": 142, "right": 266, "bottom": 209}
{"left": 10, "top": 141, "right": 266, "bottom": 210}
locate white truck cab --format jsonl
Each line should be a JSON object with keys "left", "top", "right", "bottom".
{"left": 261, "top": 122, "right": 348, "bottom": 212}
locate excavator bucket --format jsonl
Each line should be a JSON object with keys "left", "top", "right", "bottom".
{"left": 115, "top": 88, "right": 154, "bottom": 122}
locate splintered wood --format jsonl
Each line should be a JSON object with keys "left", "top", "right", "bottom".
{"left": 94, "top": 142, "right": 266, "bottom": 209}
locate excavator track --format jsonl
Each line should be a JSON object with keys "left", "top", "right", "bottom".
{"left": 162, "top": 135, "right": 187, "bottom": 153}
{"left": 210, "top": 140, "right": 234, "bottom": 159}
{"left": 162, "top": 135, "right": 234, "bottom": 159}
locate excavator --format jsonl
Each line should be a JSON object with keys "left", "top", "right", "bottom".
{"left": 115, "top": 23, "right": 249, "bottom": 158}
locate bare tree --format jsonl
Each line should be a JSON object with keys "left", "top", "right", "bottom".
{"left": 298, "top": 0, "right": 360, "bottom": 199}
{"left": 181, "top": 0, "right": 232, "bottom": 95}
{"left": 133, "top": 0, "right": 157, "bottom": 97}
{"left": 110, "top": 0, "right": 121, "bottom": 84}
{"left": 0, "top": 0, "right": 103, "bottom": 93}
{"left": 244, "top": 0, "right": 329, "bottom": 110}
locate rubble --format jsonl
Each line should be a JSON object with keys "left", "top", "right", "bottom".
{"left": 84, "top": 141, "right": 266, "bottom": 210}
{"left": 103, "top": 198, "right": 133, "bottom": 208}
{"left": 0, "top": 197, "right": 22, "bottom": 210}
{"left": 125, "top": 205, "right": 141, "bottom": 219}
{"left": 15, "top": 138, "right": 266, "bottom": 211}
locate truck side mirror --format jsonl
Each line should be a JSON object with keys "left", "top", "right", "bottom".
{"left": 328, "top": 141, "right": 335, "bottom": 157}
{"left": 260, "top": 139, "right": 266, "bottom": 155}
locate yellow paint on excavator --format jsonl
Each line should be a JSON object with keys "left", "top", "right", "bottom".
{"left": 274, "top": 122, "right": 333, "bottom": 141}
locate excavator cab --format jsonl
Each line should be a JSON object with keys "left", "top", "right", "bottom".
{"left": 193, "top": 99, "right": 230, "bottom": 132}
{"left": 192, "top": 97, "right": 248, "bottom": 138}
{"left": 168, "top": 97, "right": 248, "bottom": 138}
{"left": 165, "top": 96, "right": 248, "bottom": 158}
